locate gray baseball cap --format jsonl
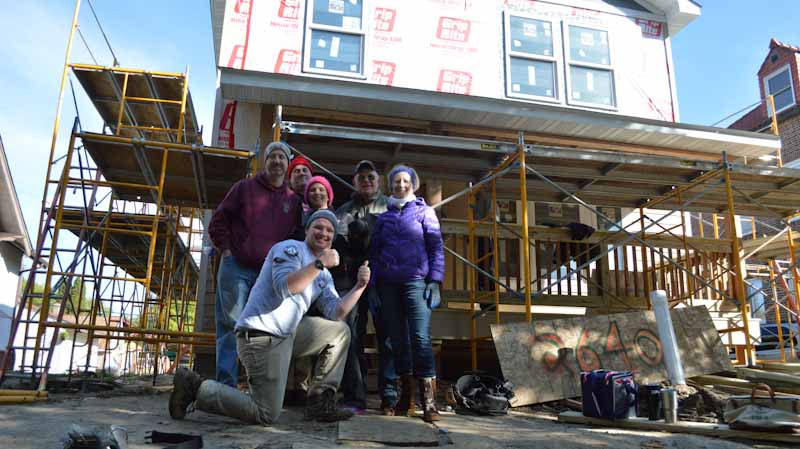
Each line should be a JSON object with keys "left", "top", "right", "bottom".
{"left": 353, "top": 160, "right": 378, "bottom": 174}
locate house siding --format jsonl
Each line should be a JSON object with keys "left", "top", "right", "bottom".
{"left": 0, "top": 242, "right": 23, "bottom": 353}
{"left": 217, "top": 0, "right": 677, "bottom": 121}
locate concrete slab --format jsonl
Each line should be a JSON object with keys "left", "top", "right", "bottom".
{"left": 0, "top": 389, "right": 774, "bottom": 449}
{"left": 338, "top": 415, "right": 439, "bottom": 446}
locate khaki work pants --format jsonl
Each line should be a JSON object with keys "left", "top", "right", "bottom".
{"left": 194, "top": 316, "right": 350, "bottom": 425}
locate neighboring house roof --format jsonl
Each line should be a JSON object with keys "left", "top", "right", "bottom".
{"left": 729, "top": 39, "right": 800, "bottom": 133}
{"left": 729, "top": 105, "right": 770, "bottom": 133}
{"left": 758, "top": 38, "right": 800, "bottom": 75}
{"left": 0, "top": 134, "right": 32, "bottom": 257}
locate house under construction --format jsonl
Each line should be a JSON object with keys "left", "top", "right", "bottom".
{"left": 4, "top": 0, "right": 800, "bottom": 399}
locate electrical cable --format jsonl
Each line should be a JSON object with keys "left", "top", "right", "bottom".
{"left": 710, "top": 99, "right": 763, "bottom": 127}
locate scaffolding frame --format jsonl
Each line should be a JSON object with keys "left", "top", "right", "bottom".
{"left": 457, "top": 148, "right": 800, "bottom": 369}
{"left": 5, "top": 1, "right": 800, "bottom": 404}
{"left": 0, "top": 120, "right": 232, "bottom": 389}
{"left": 0, "top": 0, "right": 252, "bottom": 390}
{"left": 280, "top": 119, "right": 800, "bottom": 372}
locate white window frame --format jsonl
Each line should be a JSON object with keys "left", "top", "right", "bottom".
{"left": 763, "top": 64, "right": 796, "bottom": 116}
{"left": 302, "top": 0, "right": 368, "bottom": 79}
{"left": 503, "top": 12, "right": 561, "bottom": 104}
{"left": 563, "top": 22, "right": 617, "bottom": 110}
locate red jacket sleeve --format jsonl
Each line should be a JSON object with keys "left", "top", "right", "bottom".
{"left": 208, "top": 180, "right": 242, "bottom": 251}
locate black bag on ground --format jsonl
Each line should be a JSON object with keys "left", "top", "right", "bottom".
{"left": 581, "top": 370, "right": 638, "bottom": 419}
{"left": 453, "top": 374, "right": 515, "bottom": 415}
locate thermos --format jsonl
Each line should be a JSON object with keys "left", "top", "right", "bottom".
{"left": 660, "top": 388, "right": 678, "bottom": 423}
{"left": 643, "top": 385, "right": 662, "bottom": 421}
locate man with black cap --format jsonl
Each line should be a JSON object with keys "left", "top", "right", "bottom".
{"left": 334, "top": 160, "right": 395, "bottom": 414}
{"left": 169, "top": 209, "right": 370, "bottom": 424}
{"left": 208, "top": 141, "right": 301, "bottom": 387}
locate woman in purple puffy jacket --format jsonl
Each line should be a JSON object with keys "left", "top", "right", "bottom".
{"left": 370, "top": 164, "right": 444, "bottom": 422}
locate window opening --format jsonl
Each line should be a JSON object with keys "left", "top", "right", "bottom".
{"left": 764, "top": 65, "right": 796, "bottom": 114}
{"left": 503, "top": 14, "right": 559, "bottom": 102}
{"left": 564, "top": 24, "right": 616, "bottom": 108}
{"left": 303, "top": 0, "right": 367, "bottom": 78}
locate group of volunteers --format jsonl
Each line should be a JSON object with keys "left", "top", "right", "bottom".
{"left": 168, "top": 141, "right": 445, "bottom": 424}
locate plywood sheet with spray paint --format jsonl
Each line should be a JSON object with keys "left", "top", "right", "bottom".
{"left": 490, "top": 306, "right": 732, "bottom": 406}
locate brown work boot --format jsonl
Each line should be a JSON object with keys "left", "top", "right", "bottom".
{"left": 380, "top": 397, "right": 396, "bottom": 416}
{"left": 304, "top": 389, "right": 355, "bottom": 422}
{"left": 394, "top": 374, "right": 417, "bottom": 416}
{"left": 380, "top": 379, "right": 398, "bottom": 416}
{"left": 419, "top": 377, "right": 440, "bottom": 422}
{"left": 169, "top": 367, "right": 202, "bottom": 420}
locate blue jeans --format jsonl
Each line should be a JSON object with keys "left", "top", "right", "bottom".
{"left": 373, "top": 296, "right": 399, "bottom": 404}
{"left": 378, "top": 280, "right": 436, "bottom": 378}
{"left": 341, "top": 287, "right": 398, "bottom": 407}
{"left": 340, "top": 290, "right": 369, "bottom": 408}
{"left": 215, "top": 255, "right": 259, "bottom": 386}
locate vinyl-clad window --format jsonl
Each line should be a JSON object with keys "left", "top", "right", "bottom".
{"left": 304, "top": 0, "right": 366, "bottom": 78}
{"left": 504, "top": 14, "right": 559, "bottom": 102}
{"left": 565, "top": 25, "right": 616, "bottom": 108}
{"left": 764, "top": 66, "right": 796, "bottom": 115}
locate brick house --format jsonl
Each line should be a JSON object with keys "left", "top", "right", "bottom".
{"left": 730, "top": 39, "right": 800, "bottom": 165}
{"left": 728, "top": 39, "right": 800, "bottom": 328}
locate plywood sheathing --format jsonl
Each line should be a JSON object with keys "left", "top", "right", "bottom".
{"left": 491, "top": 306, "right": 732, "bottom": 406}
{"left": 81, "top": 132, "right": 250, "bottom": 208}
{"left": 72, "top": 66, "right": 201, "bottom": 144}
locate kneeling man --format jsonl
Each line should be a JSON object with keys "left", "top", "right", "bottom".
{"left": 169, "top": 209, "right": 369, "bottom": 424}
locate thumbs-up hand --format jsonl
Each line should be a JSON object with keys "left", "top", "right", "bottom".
{"left": 356, "top": 260, "right": 370, "bottom": 288}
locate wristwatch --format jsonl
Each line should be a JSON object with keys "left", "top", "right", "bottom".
{"left": 314, "top": 259, "right": 325, "bottom": 270}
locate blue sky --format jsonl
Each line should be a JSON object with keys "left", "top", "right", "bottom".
{"left": 0, "top": 1, "right": 219, "bottom": 245}
{"left": 1, "top": 0, "right": 799, "bottom": 243}
{"left": 672, "top": 0, "right": 800, "bottom": 126}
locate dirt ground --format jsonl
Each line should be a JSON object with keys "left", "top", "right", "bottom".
{"left": 0, "top": 376, "right": 790, "bottom": 449}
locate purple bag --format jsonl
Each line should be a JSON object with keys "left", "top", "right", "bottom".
{"left": 581, "top": 370, "right": 638, "bottom": 419}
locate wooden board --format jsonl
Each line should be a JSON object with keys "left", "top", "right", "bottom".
{"left": 558, "top": 411, "right": 800, "bottom": 444}
{"left": 491, "top": 306, "right": 732, "bottom": 406}
{"left": 736, "top": 367, "right": 800, "bottom": 387}
{"left": 692, "top": 374, "right": 800, "bottom": 396}
{"left": 337, "top": 415, "right": 440, "bottom": 446}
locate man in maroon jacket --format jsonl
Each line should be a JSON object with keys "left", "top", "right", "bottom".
{"left": 208, "top": 141, "right": 301, "bottom": 386}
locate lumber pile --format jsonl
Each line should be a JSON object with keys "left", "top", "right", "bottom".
{"left": 553, "top": 367, "right": 800, "bottom": 443}
{"left": 558, "top": 411, "right": 800, "bottom": 444}
{"left": 735, "top": 366, "right": 800, "bottom": 390}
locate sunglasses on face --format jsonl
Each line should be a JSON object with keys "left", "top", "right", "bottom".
{"left": 356, "top": 174, "right": 377, "bottom": 182}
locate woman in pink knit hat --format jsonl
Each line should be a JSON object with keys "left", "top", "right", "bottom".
{"left": 305, "top": 175, "right": 334, "bottom": 211}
